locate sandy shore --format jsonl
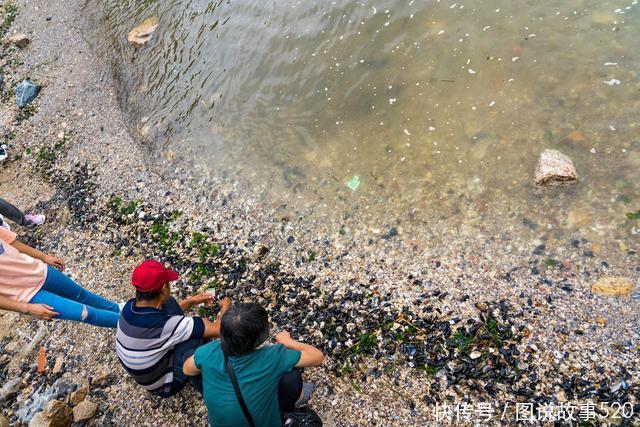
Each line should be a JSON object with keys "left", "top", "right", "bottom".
{"left": 0, "top": 1, "right": 638, "bottom": 426}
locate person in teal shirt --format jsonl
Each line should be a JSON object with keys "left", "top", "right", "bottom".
{"left": 183, "top": 303, "right": 324, "bottom": 426}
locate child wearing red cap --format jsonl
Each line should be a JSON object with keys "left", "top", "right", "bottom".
{"left": 116, "top": 260, "right": 231, "bottom": 397}
{"left": 0, "top": 227, "right": 120, "bottom": 327}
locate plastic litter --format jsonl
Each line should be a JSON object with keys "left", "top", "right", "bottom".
{"left": 15, "top": 79, "right": 40, "bottom": 108}
{"left": 37, "top": 347, "right": 46, "bottom": 373}
{"left": 346, "top": 175, "right": 360, "bottom": 191}
{"left": 0, "top": 144, "right": 7, "bottom": 162}
{"left": 17, "top": 379, "right": 74, "bottom": 423}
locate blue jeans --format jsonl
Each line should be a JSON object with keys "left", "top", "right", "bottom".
{"left": 29, "top": 266, "right": 119, "bottom": 328}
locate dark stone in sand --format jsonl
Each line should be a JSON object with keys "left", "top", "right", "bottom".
{"left": 522, "top": 218, "right": 537, "bottom": 229}
{"left": 381, "top": 227, "right": 398, "bottom": 240}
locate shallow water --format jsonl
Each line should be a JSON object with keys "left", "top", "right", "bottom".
{"left": 83, "top": 0, "right": 640, "bottom": 251}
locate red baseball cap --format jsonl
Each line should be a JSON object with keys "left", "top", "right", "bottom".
{"left": 132, "top": 260, "right": 179, "bottom": 293}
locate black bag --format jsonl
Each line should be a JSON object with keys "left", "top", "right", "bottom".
{"left": 282, "top": 407, "right": 323, "bottom": 427}
{"left": 225, "top": 355, "right": 323, "bottom": 427}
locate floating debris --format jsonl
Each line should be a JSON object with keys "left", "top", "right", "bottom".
{"left": 346, "top": 175, "right": 360, "bottom": 191}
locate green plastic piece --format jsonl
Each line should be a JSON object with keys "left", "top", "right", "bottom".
{"left": 346, "top": 175, "right": 360, "bottom": 191}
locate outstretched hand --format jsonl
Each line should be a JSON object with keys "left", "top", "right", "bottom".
{"left": 275, "top": 331, "right": 293, "bottom": 345}
{"left": 218, "top": 297, "right": 232, "bottom": 311}
{"left": 188, "top": 292, "right": 215, "bottom": 306}
{"left": 27, "top": 303, "right": 59, "bottom": 321}
{"left": 44, "top": 254, "right": 65, "bottom": 271}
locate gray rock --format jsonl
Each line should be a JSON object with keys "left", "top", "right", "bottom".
{"left": 9, "top": 33, "right": 30, "bottom": 48}
{"left": 15, "top": 79, "right": 40, "bottom": 108}
{"left": 0, "top": 377, "right": 22, "bottom": 400}
{"left": 534, "top": 149, "right": 579, "bottom": 187}
{"left": 72, "top": 400, "right": 97, "bottom": 422}
{"left": 51, "top": 379, "right": 75, "bottom": 398}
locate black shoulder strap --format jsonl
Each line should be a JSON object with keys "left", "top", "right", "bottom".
{"left": 225, "top": 355, "right": 256, "bottom": 427}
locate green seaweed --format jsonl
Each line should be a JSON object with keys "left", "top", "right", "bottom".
{"left": 189, "top": 231, "right": 220, "bottom": 261}
{"left": 354, "top": 332, "right": 379, "bottom": 355}
{"left": 189, "top": 263, "right": 216, "bottom": 284}
{"left": 423, "top": 364, "right": 441, "bottom": 376}
{"left": 449, "top": 330, "right": 473, "bottom": 354}
{"left": 483, "top": 315, "right": 503, "bottom": 347}
{"left": 108, "top": 195, "right": 142, "bottom": 223}
{"left": 1, "top": 3, "right": 17, "bottom": 33}
{"left": 150, "top": 218, "right": 181, "bottom": 253}
{"left": 307, "top": 250, "right": 317, "bottom": 262}
{"left": 15, "top": 104, "right": 37, "bottom": 123}
{"left": 625, "top": 210, "right": 640, "bottom": 221}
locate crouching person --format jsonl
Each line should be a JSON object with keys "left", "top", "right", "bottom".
{"left": 183, "top": 303, "right": 324, "bottom": 426}
{"left": 116, "top": 260, "right": 231, "bottom": 397}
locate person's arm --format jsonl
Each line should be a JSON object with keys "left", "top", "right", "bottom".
{"left": 200, "top": 297, "right": 232, "bottom": 338}
{"left": 275, "top": 331, "right": 324, "bottom": 367}
{"left": 0, "top": 294, "right": 59, "bottom": 320}
{"left": 178, "top": 292, "right": 214, "bottom": 311}
{"left": 183, "top": 355, "right": 201, "bottom": 376}
{"left": 10, "top": 240, "right": 65, "bottom": 270}
{"left": 202, "top": 317, "right": 221, "bottom": 338}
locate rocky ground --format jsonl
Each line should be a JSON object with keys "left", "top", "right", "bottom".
{"left": 0, "top": 0, "right": 639, "bottom": 426}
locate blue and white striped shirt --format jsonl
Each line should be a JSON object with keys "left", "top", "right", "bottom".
{"left": 115, "top": 299, "right": 205, "bottom": 395}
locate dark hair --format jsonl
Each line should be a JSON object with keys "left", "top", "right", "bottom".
{"left": 136, "top": 289, "right": 162, "bottom": 301}
{"left": 220, "top": 303, "right": 270, "bottom": 356}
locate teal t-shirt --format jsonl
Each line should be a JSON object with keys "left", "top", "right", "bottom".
{"left": 194, "top": 340, "right": 301, "bottom": 427}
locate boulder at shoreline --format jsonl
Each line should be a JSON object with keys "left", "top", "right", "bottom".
{"left": 127, "top": 17, "right": 159, "bottom": 48}
{"left": 534, "top": 149, "right": 579, "bottom": 187}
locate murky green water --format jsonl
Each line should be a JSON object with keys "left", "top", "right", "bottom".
{"left": 83, "top": 0, "right": 640, "bottom": 251}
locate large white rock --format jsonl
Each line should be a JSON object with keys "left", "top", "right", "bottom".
{"left": 127, "top": 17, "right": 159, "bottom": 48}
{"left": 534, "top": 149, "right": 579, "bottom": 187}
